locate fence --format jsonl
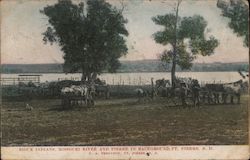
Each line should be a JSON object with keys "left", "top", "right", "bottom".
{"left": 58, "top": 77, "right": 81, "bottom": 81}
{"left": 0, "top": 74, "right": 230, "bottom": 87}
{"left": 57, "top": 76, "right": 151, "bottom": 85}
{"left": 100, "top": 76, "right": 153, "bottom": 86}
{"left": 0, "top": 75, "right": 41, "bottom": 86}
{"left": 100, "top": 77, "right": 227, "bottom": 86}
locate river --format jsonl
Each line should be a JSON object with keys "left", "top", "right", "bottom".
{"left": 1, "top": 72, "right": 244, "bottom": 85}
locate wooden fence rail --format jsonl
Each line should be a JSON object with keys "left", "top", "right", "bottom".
{"left": 1, "top": 75, "right": 40, "bottom": 86}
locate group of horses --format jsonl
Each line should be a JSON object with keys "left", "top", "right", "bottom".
{"left": 153, "top": 77, "right": 247, "bottom": 107}
{"left": 60, "top": 75, "right": 247, "bottom": 108}
{"left": 61, "top": 84, "right": 95, "bottom": 108}
{"left": 60, "top": 79, "right": 111, "bottom": 108}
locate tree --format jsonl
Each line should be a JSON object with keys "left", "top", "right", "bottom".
{"left": 217, "top": 0, "right": 249, "bottom": 47}
{"left": 152, "top": 0, "right": 219, "bottom": 87}
{"left": 41, "top": 0, "right": 128, "bottom": 82}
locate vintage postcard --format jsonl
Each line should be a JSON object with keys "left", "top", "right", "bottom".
{"left": 1, "top": 0, "right": 249, "bottom": 159}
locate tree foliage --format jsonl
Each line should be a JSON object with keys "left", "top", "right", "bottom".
{"left": 217, "top": 0, "right": 249, "bottom": 47}
{"left": 153, "top": 14, "right": 219, "bottom": 71}
{"left": 41, "top": 0, "right": 128, "bottom": 81}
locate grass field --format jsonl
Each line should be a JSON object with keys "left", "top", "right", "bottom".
{"left": 1, "top": 95, "right": 249, "bottom": 146}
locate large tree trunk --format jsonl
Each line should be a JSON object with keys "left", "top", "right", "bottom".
{"left": 86, "top": 73, "right": 91, "bottom": 83}
{"left": 171, "top": 53, "right": 176, "bottom": 88}
{"left": 81, "top": 73, "right": 86, "bottom": 83}
{"left": 81, "top": 70, "right": 97, "bottom": 85}
{"left": 171, "top": 0, "right": 181, "bottom": 88}
{"left": 81, "top": 67, "right": 87, "bottom": 83}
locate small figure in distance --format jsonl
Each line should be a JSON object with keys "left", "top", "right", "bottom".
{"left": 25, "top": 103, "right": 33, "bottom": 111}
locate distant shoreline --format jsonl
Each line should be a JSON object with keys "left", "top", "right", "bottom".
{"left": 1, "top": 71, "right": 245, "bottom": 75}
{"left": 1, "top": 60, "right": 249, "bottom": 74}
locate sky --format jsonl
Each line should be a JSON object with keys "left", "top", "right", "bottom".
{"left": 1, "top": 0, "right": 249, "bottom": 64}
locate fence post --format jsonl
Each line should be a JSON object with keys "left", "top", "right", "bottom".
{"left": 118, "top": 82, "right": 120, "bottom": 96}
{"left": 38, "top": 76, "right": 40, "bottom": 83}
{"left": 119, "top": 75, "right": 122, "bottom": 85}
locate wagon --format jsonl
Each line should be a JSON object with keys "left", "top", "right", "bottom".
{"left": 200, "top": 80, "right": 243, "bottom": 105}
{"left": 61, "top": 94, "right": 94, "bottom": 108}
{"left": 154, "top": 78, "right": 244, "bottom": 106}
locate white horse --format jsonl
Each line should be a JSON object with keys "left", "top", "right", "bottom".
{"left": 61, "top": 86, "right": 74, "bottom": 95}
{"left": 135, "top": 88, "right": 150, "bottom": 102}
{"left": 61, "top": 85, "right": 90, "bottom": 106}
{"left": 71, "top": 85, "right": 88, "bottom": 97}
{"left": 61, "top": 85, "right": 88, "bottom": 96}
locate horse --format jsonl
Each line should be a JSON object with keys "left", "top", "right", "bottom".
{"left": 174, "top": 78, "right": 201, "bottom": 107}
{"left": 155, "top": 79, "right": 171, "bottom": 97}
{"left": 223, "top": 80, "right": 243, "bottom": 104}
{"left": 163, "top": 82, "right": 191, "bottom": 107}
{"left": 135, "top": 88, "right": 151, "bottom": 102}
{"left": 203, "top": 84, "right": 224, "bottom": 104}
{"left": 95, "top": 84, "right": 110, "bottom": 99}
{"left": 61, "top": 84, "right": 93, "bottom": 107}
{"left": 155, "top": 79, "right": 170, "bottom": 88}
{"left": 190, "top": 79, "right": 201, "bottom": 107}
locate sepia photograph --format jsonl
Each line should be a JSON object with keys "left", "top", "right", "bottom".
{"left": 1, "top": 0, "right": 249, "bottom": 159}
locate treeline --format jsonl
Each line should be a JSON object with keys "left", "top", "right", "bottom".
{"left": 1, "top": 64, "right": 63, "bottom": 73}
{"left": 120, "top": 60, "right": 249, "bottom": 72}
{"left": 1, "top": 60, "right": 248, "bottom": 73}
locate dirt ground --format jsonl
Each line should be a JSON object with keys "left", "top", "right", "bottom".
{"left": 1, "top": 95, "right": 249, "bottom": 146}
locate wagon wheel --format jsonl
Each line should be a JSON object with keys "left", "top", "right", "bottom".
{"left": 185, "top": 94, "right": 193, "bottom": 106}
{"left": 90, "top": 92, "right": 95, "bottom": 106}
{"left": 199, "top": 91, "right": 208, "bottom": 105}
{"left": 169, "top": 96, "right": 176, "bottom": 106}
{"left": 61, "top": 98, "right": 65, "bottom": 108}
{"left": 170, "top": 91, "right": 184, "bottom": 107}
{"left": 62, "top": 97, "right": 71, "bottom": 109}
{"left": 218, "top": 92, "right": 223, "bottom": 104}
{"left": 86, "top": 97, "right": 94, "bottom": 107}
{"left": 87, "top": 100, "right": 94, "bottom": 107}
{"left": 184, "top": 96, "right": 191, "bottom": 107}
{"left": 163, "top": 96, "right": 171, "bottom": 107}
{"left": 165, "top": 90, "right": 176, "bottom": 107}
{"left": 171, "top": 96, "right": 181, "bottom": 107}
{"left": 105, "top": 90, "right": 110, "bottom": 99}
{"left": 221, "top": 92, "right": 228, "bottom": 104}
{"left": 90, "top": 99, "right": 95, "bottom": 106}
{"left": 199, "top": 92, "right": 205, "bottom": 104}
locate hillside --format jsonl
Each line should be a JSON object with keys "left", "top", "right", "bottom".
{"left": 1, "top": 60, "right": 248, "bottom": 73}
